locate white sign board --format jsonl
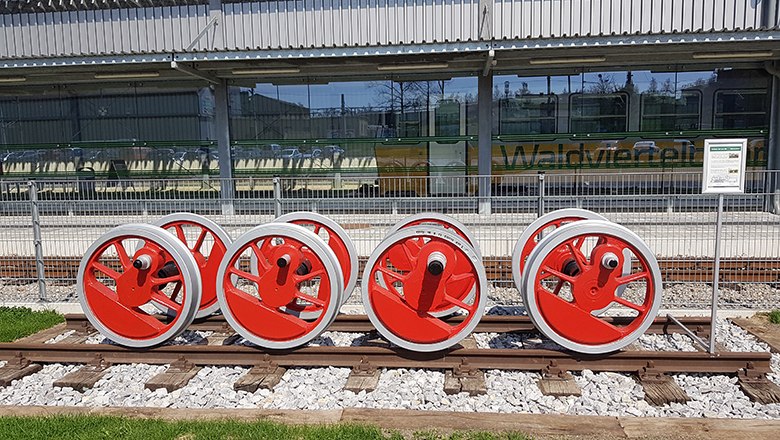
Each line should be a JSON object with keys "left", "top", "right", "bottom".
{"left": 702, "top": 139, "right": 747, "bottom": 194}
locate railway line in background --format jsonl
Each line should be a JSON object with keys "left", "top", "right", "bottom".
{"left": 3, "top": 256, "right": 779, "bottom": 284}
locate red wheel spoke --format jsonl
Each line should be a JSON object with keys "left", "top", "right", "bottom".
{"left": 91, "top": 262, "right": 122, "bottom": 280}
{"left": 402, "top": 240, "right": 419, "bottom": 265}
{"left": 313, "top": 225, "right": 322, "bottom": 235}
{"left": 225, "top": 284, "right": 261, "bottom": 304}
{"left": 173, "top": 225, "right": 187, "bottom": 244}
{"left": 447, "top": 272, "right": 475, "bottom": 284}
{"left": 192, "top": 227, "right": 208, "bottom": 252}
{"left": 293, "top": 268, "right": 325, "bottom": 283}
{"left": 150, "top": 291, "right": 182, "bottom": 311}
{"left": 443, "top": 294, "right": 472, "bottom": 311}
{"left": 540, "top": 265, "right": 577, "bottom": 284}
{"left": 170, "top": 282, "right": 182, "bottom": 302}
{"left": 151, "top": 274, "right": 182, "bottom": 286}
{"left": 551, "top": 280, "right": 565, "bottom": 296}
{"left": 250, "top": 243, "right": 271, "bottom": 271}
{"left": 370, "top": 282, "right": 404, "bottom": 301}
{"left": 293, "top": 291, "right": 326, "bottom": 308}
{"left": 421, "top": 313, "right": 455, "bottom": 336}
{"left": 616, "top": 271, "right": 648, "bottom": 285}
{"left": 113, "top": 243, "right": 131, "bottom": 268}
{"left": 377, "top": 265, "right": 407, "bottom": 282}
{"left": 612, "top": 296, "right": 647, "bottom": 314}
{"left": 87, "top": 278, "right": 119, "bottom": 302}
{"left": 228, "top": 266, "right": 262, "bottom": 285}
{"left": 567, "top": 240, "right": 589, "bottom": 269}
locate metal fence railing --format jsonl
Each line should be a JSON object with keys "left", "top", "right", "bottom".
{"left": 0, "top": 170, "right": 778, "bottom": 309}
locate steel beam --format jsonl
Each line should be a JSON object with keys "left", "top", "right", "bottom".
{"left": 478, "top": 73, "right": 493, "bottom": 215}
{"left": 214, "top": 80, "right": 235, "bottom": 215}
{"left": 766, "top": 62, "right": 780, "bottom": 213}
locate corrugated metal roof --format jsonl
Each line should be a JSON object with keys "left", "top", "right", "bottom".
{"left": 0, "top": 0, "right": 776, "bottom": 62}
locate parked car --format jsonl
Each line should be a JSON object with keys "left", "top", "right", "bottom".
{"left": 322, "top": 145, "right": 345, "bottom": 157}
{"left": 279, "top": 148, "right": 302, "bottom": 159}
{"left": 632, "top": 141, "right": 659, "bottom": 154}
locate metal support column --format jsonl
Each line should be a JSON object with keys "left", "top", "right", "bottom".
{"left": 766, "top": 64, "right": 780, "bottom": 213}
{"left": 215, "top": 80, "right": 235, "bottom": 215}
{"left": 28, "top": 181, "right": 47, "bottom": 302}
{"left": 478, "top": 74, "right": 493, "bottom": 215}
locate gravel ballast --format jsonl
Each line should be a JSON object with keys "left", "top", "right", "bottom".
{"left": 2, "top": 318, "right": 780, "bottom": 419}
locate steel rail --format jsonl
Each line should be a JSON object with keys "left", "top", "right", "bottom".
{"left": 0, "top": 342, "right": 769, "bottom": 374}
{"left": 63, "top": 314, "right": 714, "bottom": 335}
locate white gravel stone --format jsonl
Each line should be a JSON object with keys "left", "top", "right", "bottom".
{"left": 0, "top": 364, "right": 82, "bottom": 406}
{"left": 309, "top": 331, "right": 365, "bottom": 347}
{"left": 45, "top": 330, "right": 76, "bottom": 344}
{"left": 636, "top": 333, "right": 698, "bottom": 352}
{"left": 2, "top": 314, "right": 780, "bottom": 419}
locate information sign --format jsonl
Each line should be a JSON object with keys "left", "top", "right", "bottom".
{"left": 702, "top": 139, "right": 747, "bottom": 194}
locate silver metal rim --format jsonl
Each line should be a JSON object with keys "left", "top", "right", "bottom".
{"left": 153, "top": 212, "right": 232, "bottom": 318}
{"left": 362, "top": 226, "right": 488, "bottom": 352}
{"left": 388, "top": 213, "right": 481, "bottom": 316}
{"left": 512, "top": 209, "right": 608, "bottom": 310}
{"left": 387, "top": 212, "right": 482, "bottom": 260}
{"left": 275, "top": 212, "right": 358, "bottom": 307}
{"left": 522, "top": 220, "right": 663, "bottom": 354}
{"left": 217, "top": 222, "right": 342, "bottom": 349}
{"left": 375, "top": 223, "right": 474, "bottom": 318}
{"left": 77, "top": 224, "right": 202, "bottom": 348}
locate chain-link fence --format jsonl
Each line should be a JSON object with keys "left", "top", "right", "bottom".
{"left": 1, "top": 170, "right": 778, "bottom": 308}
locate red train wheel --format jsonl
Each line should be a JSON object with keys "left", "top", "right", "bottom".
{"left": 522, "top": 220, "right": 662, "bottom": 354}
{"left": 217, "top": 223, "right": 342, "bottom": 349}
{"left": 155, "top": 213, "right": 231, "bottom": 318}
{"left": 362, "top": 226, "right": 487, "bottom": 352}
{"left": 276, "top": 212, "right": 358, "bottom": 313}
{"left": 386, "top": 213, "right": 481, "bottom": 317}
{"left": 78, "top": 224, "right": 201, "bottom": 348}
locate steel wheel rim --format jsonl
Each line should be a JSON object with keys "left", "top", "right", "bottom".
{"left": 512, "top": 209, "right": 630, "bottom": 314}
{"left": 522, "top": 220, "right": 662, "bottom": 354}
{"left": 217, "top": 223, "right": 342, "bottom": 349}
{"left": 154, "top": 213, "right": 231, "bottom": 318}
{"left": 362, "top": 226, "right": 487, "bottom": 352}
{"left": 388, "top": 213, "right": 481, "bottom": 316}
{"left": 276, "top": 212, "right": 358, "bottom": 307}
{"left": 78, "top": 224, "right": 201, "bottom": 348}
{"left": 387, "top": 212, "right": 482, "bottom": 260}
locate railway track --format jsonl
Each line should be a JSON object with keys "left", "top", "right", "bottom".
{"left": 0, "top": 315, "right": 759, "bottom": 375}
{"left": 1, "top": 314, "right": 777, "bottom": 405}
{"left": 2, "top": 256, "right": 779, "bottom": 284}
{"left": 62, "top": 313, "right": 715, "bottom": 337}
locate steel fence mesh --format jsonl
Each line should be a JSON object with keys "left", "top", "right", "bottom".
{"left": 1, "top": 170, "right": 777, "bottom": 309}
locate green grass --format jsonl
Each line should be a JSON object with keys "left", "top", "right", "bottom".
{"left": 769, "top": 309, "right": 780, "bottom": 325}
{"left": 0, "top": 416, "right": 531, "bottom": 440}
{"left": 0, "top": 306, "right": 64, "bottom": 342}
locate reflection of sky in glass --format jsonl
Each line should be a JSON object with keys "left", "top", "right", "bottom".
{"left": 245, "top": 77, "right": 478, "bottom": 109}
{"left": 493, "top": 70, "right": 719, "bottom": 96}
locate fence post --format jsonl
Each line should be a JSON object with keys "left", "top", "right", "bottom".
{"left": 273, "top": 177, "right": 282, "bottom": 218}
{"left": 709, "top": 193, "right": 725, "bottom": 354}
{"left": 537, "top": 172, "right": 546, "bottom": 217}
{"left": 28, "top": 181, "right": 47, "bottom": 302}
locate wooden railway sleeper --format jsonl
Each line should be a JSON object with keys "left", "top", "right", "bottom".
{"left": 636, "top": 361, "right": 690, "bottom": 406}
{"left": 737, "top": 362, "right": 780, "bottom": 404}
{"left": 445, "top": 358, "right": 486, "bottom": 396}
{"left": 537, "top": 360, "right": 580, "bottom": 397}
